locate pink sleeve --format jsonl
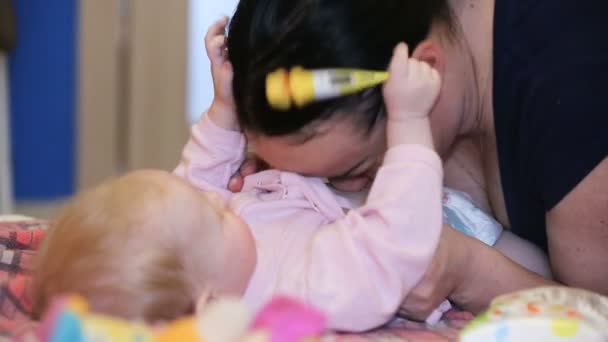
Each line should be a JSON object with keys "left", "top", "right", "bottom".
{"left": 281, "top": 145, "right": 444, "bottom": 332}
{"left": 173, "top": 114, "right": 246, "bottom": 198}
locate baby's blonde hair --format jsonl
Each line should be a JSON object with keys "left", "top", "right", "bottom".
{"left": 31, "top": 170, "right": 222, "bottom": 322}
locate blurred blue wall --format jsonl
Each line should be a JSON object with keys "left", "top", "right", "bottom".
{"left": 9, "top": 0, "right": 77, "bottom": 200}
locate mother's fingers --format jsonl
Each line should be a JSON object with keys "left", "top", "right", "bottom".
{"left": 227, "top": 155, "right": 269, "bottom": 193}
{"left": 228, "top": 174, "right": 245, "bottom": 193}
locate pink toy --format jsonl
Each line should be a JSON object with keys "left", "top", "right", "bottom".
{"left": 251, "top": 296, "right": 327, "bottom": 342}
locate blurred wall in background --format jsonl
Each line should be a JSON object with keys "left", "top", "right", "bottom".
{"left": 4, "top": 0, "right": 225, "bottom": 216}
{"left": 78, "top": 0, "right": 190, "bottom": 189}
{"left": 0, "top": 0, "right": 16, "bottom": 213}
{"left": 9, "top": 0, "right": 77, "bottom": 200}
{"left": 0, "top": 54, "right": 11, "bottom": 213}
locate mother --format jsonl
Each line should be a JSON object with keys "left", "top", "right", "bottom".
{"left": 226, "top": 0, "right": 608, "bottom": 317}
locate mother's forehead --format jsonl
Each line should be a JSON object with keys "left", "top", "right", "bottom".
{"left": 247, "top": 120, "right": 381, "bottom": 176}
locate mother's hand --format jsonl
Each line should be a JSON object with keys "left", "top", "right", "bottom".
{"left": 228, "top": 153, "right": 269, "bottom": 192}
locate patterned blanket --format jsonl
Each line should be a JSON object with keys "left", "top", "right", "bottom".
{"left": 0, "top": 219, "right": 46, "bottom": 338}
{"left": 0, "top": 218, "right": 472, "bottom": 341}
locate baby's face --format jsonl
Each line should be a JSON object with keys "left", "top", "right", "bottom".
{"left": 152, "top": 172, "right": 257, "bottom": 297}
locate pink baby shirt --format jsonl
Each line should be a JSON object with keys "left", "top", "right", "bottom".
{"left": 174, "top": 114, "right": 444, "bottom": 332}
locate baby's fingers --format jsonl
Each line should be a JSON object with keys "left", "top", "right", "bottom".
{"left": 205, "top": 17, "right": 228, "bottom": 45}
{"left": 419, "top": 61, "right": 441, "bottom": 94}
{"left": 205, "top": 17, "right": 229, "bottom": 59}
{"left": 388, "top": 43, "right": 410, "bottom": 78}
{"left": 208, "top": 35, "right": 228, "bottom": 64}
{"left": 420, "top": 61, "right": 439, "bottom": 82}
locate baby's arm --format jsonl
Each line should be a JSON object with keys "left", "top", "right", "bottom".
{"left": 174, "top": 18, "right": 244, "bottom": 197}
{"left": 285, "top": 145, "right": 443, "bottom": 332}
{"left": 174, "top": 114, "right": 245, "bottom": 197}
{"left": 272, "top": 45, "right": 444, "bottom": 332}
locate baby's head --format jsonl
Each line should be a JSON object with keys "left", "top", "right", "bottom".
{"left": 31, "top": 170, "right": 255, "bottom": 322}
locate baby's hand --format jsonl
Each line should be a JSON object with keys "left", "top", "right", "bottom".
{"left": 206, "top": 17, "right": 238, "bottom": 130}
{"left": 382, "top": 43, "right": 441, "bottom": 122}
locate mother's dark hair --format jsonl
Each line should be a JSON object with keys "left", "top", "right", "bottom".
{"left": 227, "top": 0, "right": 454, "bottom": 137}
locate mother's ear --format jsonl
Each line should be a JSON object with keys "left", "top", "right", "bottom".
{"left": 411, "top": 40, "right": 446, "bottom": 77}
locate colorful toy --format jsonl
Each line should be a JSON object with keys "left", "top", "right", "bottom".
{"left": 461, "top": 286, "right": 608, "bottom": 342}
{"left": 266, "top": 67, "right": 388, "bottom": 111}
{"left": 38, "top": 295, "right": 326, "bottom": 342}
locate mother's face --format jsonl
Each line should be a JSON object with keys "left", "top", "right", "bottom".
{"left": 247, "top": 40, "right": 471, "bottom": 192}
{"left": 248, "top": 115, "right": 386, "bottom": 192}
{"left": 249, "top": 98, "right": 461, "bottom": 193}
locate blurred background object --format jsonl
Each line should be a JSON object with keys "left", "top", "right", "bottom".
{"left": 79, "top": 0, "right": 190, "bottom": 189}
{"left": 2, "top": 0, "right": 238, "bottom": 218}
{"left": 0, "top": 54, "right": 12, "bottom": 214}
{"left": 9, "top": 0, "right": 77, "bottom": 217}
{"left": 0, "top": 0, "right": 16, "bottom": 51}
{"left": 0, "top": 0, "right": 16, "bottom": 214}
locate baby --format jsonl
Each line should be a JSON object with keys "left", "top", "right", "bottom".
{"left": 31, "top": 169, "right": 253, "bottom": 322}
{"left": 31, "top": 19, "right": 549, "bottom": 332}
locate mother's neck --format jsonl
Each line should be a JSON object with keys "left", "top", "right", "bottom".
{"left": 449, "top": 0, "right": 496, "bottom": 137}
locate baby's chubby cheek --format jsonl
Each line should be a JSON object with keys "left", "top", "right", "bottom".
{"left": 223, "top": 212, "right": 257, "bottom": 282}
{"left": 202, "top": 191, "right": 227, "bottom": 210}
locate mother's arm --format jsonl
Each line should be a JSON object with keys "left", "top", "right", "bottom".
{"left": 401, "top": 139, "right": 555, "bottom": 318}
{"left": 400, "top": 224, "right": 554, "bottom": 319}
{"left": 546, "top": 158, "right": 608, "bottom": 294}
{"left": 404, "top": 161, "right": 608, "bottom": 318}
{"left": 448, "top": 230, "right": 554, "bottom": 313}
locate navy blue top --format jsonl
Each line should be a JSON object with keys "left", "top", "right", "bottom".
{"left": 493, "top": 0, "right": 608, "bottom": 251}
